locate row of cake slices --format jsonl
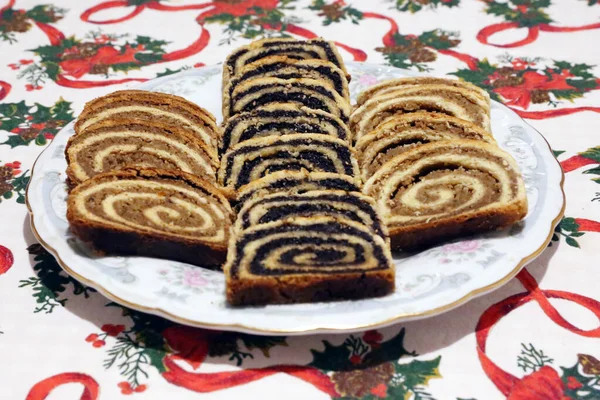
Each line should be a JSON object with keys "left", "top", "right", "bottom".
{"left": 349, "top": 77, "right": 529, "bottom": 249}
{"left": 66, "top": 90, "right": 236, "bottom": 268}
{"left": 219, "top": 38, "right": 395, "bottom": 305}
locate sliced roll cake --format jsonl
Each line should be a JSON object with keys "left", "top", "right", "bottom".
{"left": 74, "top": 90, "right": 220, "bottom": 162}
{"left": 356, "top": 77, "right": 490, "bottom": 107}
{"left": 236, "top": 190, "right": 387, "bottom": 238}
{"left": 225, "top": 77, "right": 351, "bottom": 121}
{"left": 224, "top": 216, "right": 394, "bottom": 306}
{"left": 220, "top": 103, "right": 351, "bottom": 155}
{"left": 223, "top": 38, "right": 348, "bottom": 89}
{"left": 363, "top": 140, "right": 528, "bottom": 250}
{"left": 356, "top": 112, "right": 495, "bottom": 180}
{"left": 67, "top": 168, "right": 233, "bottom": 268}
{"left": 350, "top": 85, "right": 492, "bottom": 142}
{"left": 218, "top": 134, "right": 360, "bottom": 192}
{"left": 65, "top": 118, "right": 219, "bottom": 188}
{"left": 235, "top": 170, "right": 361, "bottom": 207}
{"left": 223, "top": 56, "right": 350, "bottom": 116}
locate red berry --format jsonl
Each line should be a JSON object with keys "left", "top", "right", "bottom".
{"left": 19, "top": 59, "right": 33, "bottom": 65}
{"left": 44, "top": 132, "right": 54, "bottom": 139}
{"left": 25, "top": 84, "right": 34, "bottom": 91}
{"left": 134, "top": 384, "right": 147, "bottom": 393}
{"left": 349, "top": 354, "right": 362, "bottom": 365}
{"left": 92, "top": 339, "right": 106, "bottom": 348}
{"left": 26, "top": 116, "right": 33, "bottom": 121}
{"left": 101, "top": 324, "right": 125, "bottom": 336}
{"left": 85, "top": 333, "right": 98, "bottom": 342}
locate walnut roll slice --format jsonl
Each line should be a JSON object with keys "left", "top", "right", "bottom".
{"left": 363, "top": 140, "right": 528, "bottom": 250}
{"left": 67, "top": 168, "right": 233, "bottom": 268}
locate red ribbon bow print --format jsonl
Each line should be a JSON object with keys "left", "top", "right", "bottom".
{"left": 477, "top": 269, "right": 600, "bottom": 399}
{"left": 160, "top": 326, "right": 339, "bottom": 395}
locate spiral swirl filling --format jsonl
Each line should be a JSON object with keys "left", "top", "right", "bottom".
{"left": 67, "top": 131, "right": 216, "bottom": 184}
{"left": 237, "top": 191, "right": 386, "bottom": 237}
{"left": 219, "top": 136, "right": 359, "bottom": 190}
{"left": 228, "top": 220, "right": 390, "bottom": 278}
{"left": 73, "top": 179, "right": 228, "bottom": 242}
{"left": 221, "top": 107, "right": 349, "bottom": 154}
{"left": 371, "top": 149, "right": 521, "bottom": 225}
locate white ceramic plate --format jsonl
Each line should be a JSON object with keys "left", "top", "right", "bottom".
{"left": 27, "top": 62, "right": 565, "bottom": 335}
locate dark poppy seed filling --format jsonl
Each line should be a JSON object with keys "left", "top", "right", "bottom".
{"left": 224, "top": 217, "right": 395, "bottom": 305}
{"left": 237, "top": 191, "right": 387, "bottom": 237}
{"left": 234, "top": 171, "right": 361, "bottom": 207}
{"left": 224, "top": 39, "right": 346, "bottom": 81}
{"left": 220, "top": 105, "right": 350, "bottom": 154}
{"left": 218, "top": 134, "right": 359, "bottom": 190}
{"left": 238, "top": 93, "right": 329, "bottom": 116}
{"left": 229, "top": 62, "right": 346, "bottom": 99}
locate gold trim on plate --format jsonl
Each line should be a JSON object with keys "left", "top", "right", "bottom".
{"left": 25, "top": 106, "right": 566, "bottom": 336}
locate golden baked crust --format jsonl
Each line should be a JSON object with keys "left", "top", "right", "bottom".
{"left": 74, "top": 89, "right": 220, "bottom": 160}
{"left": 222, "top": 37, "right": 348, "bottom": 89}
{"left": 67, "top": 167, "right": 233, "bottom": 268}
{"left": 223, "top": 56, "right": 350, "bottom": 118}
{"left": 65, "top": 117, "right": 219, "bottom": 188}
{"left": 350, "top": 84, "right": 492, "bottom": 141}
{"left": 355, "top": 112, "right": 495, "bottom": 180}
{"left": 356, "top": 76, "right": 490, "bottom": 107}
{"left": 363, "top": 139, "right": 528, "bottom": 250}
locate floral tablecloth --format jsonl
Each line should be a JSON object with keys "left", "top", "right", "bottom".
{"left": 1, "top": 0, "right": 599, "bottom": 399}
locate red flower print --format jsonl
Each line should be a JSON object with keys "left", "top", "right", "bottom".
{"left": 193, "top": 62, "right": 205, "bottom": 68}
{"left": 92, "top": 340, "right": 106, "bottom": 348}
{"left": 59, "top": 44, "right": 145, "bottom": 79}
{"left": 10, "top": 128, "right": 20, "bottom": 133}
{"left": 101, "top": 324, "right": 125, "bottom": 337}
{"left": 0, "top": 245, "right": 14, "bottom": 275}
{"left": 506, "top": 367, "right": 568, "bottom": 400}
{"left": 566, "top": 376, "right": 583, "bottom": 390}
{"left": 370, "top": 383, "right": 388, "bottom": 398}
{"left": 118, "top": 381, "right": 134, "bottom": 395}
{"left": 85, "top": 333, "right": 98, "bottom": 342}
{"left": 362, "top": 330, "right": 383, "bottom": 349}
{"left": 31, "top": 123, "right": 45, "bottom": 130}
{"left": 19, "top": 59, "right": 33, "bottom": 65}
{"left": 516, "top": 5, "right": 528, "bottom": 13}
{"left": 43, "top": 132, "right": 54, "bottom": 140}
{"left": 8, "top": 64, "right": 19, "bottom": 70}
{"left": 349, "top": 354, "right": 362, "bottom": 365}
{"left": 494, "top": 71, "right": 575, "bottom": 109}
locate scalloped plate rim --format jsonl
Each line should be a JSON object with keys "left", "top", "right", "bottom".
{"left": 26, "top": 61, "right": 565, "bottom": 335}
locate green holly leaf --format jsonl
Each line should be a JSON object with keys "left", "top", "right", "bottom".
{"left": 362, "top": 328, "right": 416, "bottom": 367}
{"left": 34, "top": 134, "right": 47, "bottom": 146}
{"left": 1, "top": 135, "right": 30, "bottom": 148}
{"left": 51, "top": 99, "right": 74, "bottom": 121}
{"left": 144, "top": 347, "right": 167, "bottom": 373}
{"left": 552, "top": 150, "right": 565, "bottom": 158}
{"left": 309, "top": 338, "right": 353, "bottom": 371}
{"left": 580, "top": 147, "right": 600, "bottom": 163}
{"left": 394, "top": 356, "right": 442, "bottom": 389}
{"left": 583, "top": 166, "right": 600, "bottom": 176}
{"left": 156, "top": 67, "right": 188, "bottom": 78}
{"left": 239, "top": 334, "right": 287, "bottom": 357}
{"left": 559, "top": 217, "right": 580, "bottom": 232}
{"left": 111, "top": 62, "right": 142, "bottom": 73}
{"left": 565, "top": 237, "right": 580, "bottom": 248}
